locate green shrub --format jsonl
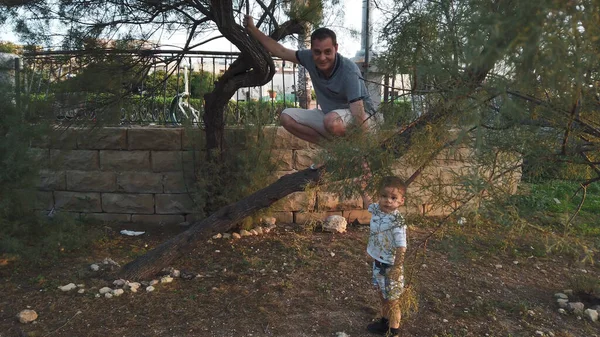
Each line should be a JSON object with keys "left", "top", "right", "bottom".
{"left": 376, "top": 100, "right": 415, "bottom": 130}
{"left": 187, "top": 124, "right": 280, "bottom": 222}
{"left": 0, "top": 80, "right": 100, "bottom": 263}
{"left": 513, "top": 180, "right": 600, "bottom": 217}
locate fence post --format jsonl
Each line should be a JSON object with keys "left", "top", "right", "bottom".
{"left": 14, "top": 57, "right": 21, "bottom": 111}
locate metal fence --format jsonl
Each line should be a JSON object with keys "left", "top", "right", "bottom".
{"left": 13, "top": 49, "right": 418, "bottom": 125}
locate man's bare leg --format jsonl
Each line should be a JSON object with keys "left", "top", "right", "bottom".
{"left": 280, "top": 114, "right": 329, "bottom": 145}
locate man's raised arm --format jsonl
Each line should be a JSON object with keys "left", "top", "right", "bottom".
{"left": 244, "top": 15, "right": 299, "bottom": 64}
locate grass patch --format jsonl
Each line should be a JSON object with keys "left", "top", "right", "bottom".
{"left": 0, "top": 212, "right": 105, "bottom": 265}
{"left": 514, "top": 180, "right": 600, "bottom": 224}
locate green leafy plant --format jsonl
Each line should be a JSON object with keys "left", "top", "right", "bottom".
{"left": 0, "top": 77, "right": 101, "bottom": 263}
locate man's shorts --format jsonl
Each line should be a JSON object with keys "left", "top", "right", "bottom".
{"left": 281, "top": 108, "right": 381, "bottom": 138}
{"left": 372, "top": 261, "right": 404, "bottom": 301}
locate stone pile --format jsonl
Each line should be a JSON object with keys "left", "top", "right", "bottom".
{"left": 554, "top": 290, "right": 599, "bottom": 322}
{"left": 210, "top": 218, "right": 277, "bottom": 240}
{"left": 53, "top": 219, "right": 279, "bottom": 301}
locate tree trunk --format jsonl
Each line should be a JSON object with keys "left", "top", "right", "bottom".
{"left": 297, "top": 26, "right": 311, "bottom": 108}
{"left": 295, "top": 0, "right": 312, "bottom": 109}
{"left": 120, "top": 167, "right": 323, "bottom": 280}
{"left": 201, "top": 0, "right": 303, "bottom": 153}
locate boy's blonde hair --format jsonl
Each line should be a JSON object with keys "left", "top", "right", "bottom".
{"left": 379, "top": 176, "right": 407, "bottom": 195}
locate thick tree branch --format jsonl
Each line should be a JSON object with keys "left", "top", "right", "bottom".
{"left": 255, "top": 0, "right": 278, "bottom": 30}
{"left": 120, "top": 167, "right": 323, "bottom": 280}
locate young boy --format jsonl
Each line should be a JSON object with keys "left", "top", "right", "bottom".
{"left": 366, "top": 176, "right": 407, "bottom": 336}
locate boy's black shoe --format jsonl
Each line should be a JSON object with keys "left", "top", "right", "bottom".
{"left": 366, "top": 317, "right": 388, "bottom": 335}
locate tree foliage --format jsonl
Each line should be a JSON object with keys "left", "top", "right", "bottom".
{"left": 1, "top": 0, "right": 339, "bottom": 151}
{"left": 365, "top": 0, "right": 600, "bottom": 209}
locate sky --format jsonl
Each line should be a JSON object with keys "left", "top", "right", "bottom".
{"left": 153, "top": 0, "right": 368, "bottom": 57}
{"left": 0, "top": 0, "right": 375, "bottom": 57}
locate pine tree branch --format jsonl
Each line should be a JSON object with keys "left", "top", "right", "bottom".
{"left": 406, "top": 126, "right": 477, "bottom": 186}
{"left": 507, "top": 90, "right": 600, "bottom": 138}
{"left": 254, "top": 0, "right": 278, "bottom": 30}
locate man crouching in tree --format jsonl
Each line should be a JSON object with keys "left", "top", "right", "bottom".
{"left": 245, "top": 15, "right": 380, "bottom": 206}
{"left": 244, "top": 15, "right": 379, "bottom": 145}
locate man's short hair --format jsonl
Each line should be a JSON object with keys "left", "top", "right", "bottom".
{"left": 379, "top": 176, "right": 407, "bottom": 195}
{"left": 311, "top": 28, "right": 337, "bottom": 46}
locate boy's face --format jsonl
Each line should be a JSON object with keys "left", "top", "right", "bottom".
{"left": 378, "top": 187, "right": 405, "bottom": 213}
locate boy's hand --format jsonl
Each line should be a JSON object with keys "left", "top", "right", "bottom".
{"left": 388, "top": 266, "right": 403, "bottom": 281}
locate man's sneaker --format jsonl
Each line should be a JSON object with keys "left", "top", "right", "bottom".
{"left": 366, "top": 317, "right": 388, "bottom": 335}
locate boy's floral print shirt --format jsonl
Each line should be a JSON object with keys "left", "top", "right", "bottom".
{"left": 367, "top": 203, "right": 407, "bottom": 265}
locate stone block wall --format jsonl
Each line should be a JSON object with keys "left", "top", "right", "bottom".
{"left": 33, "top": 126, "right": 521, "bottom": 227}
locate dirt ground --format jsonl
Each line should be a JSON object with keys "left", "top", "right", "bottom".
{"left": 1, "top": 221, "right": 599, "bottom": 337}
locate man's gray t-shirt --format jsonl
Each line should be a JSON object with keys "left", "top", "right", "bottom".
{"left": 295, "top": 49, "right": 376, "bottom": 115}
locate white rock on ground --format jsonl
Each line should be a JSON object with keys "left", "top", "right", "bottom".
{"left": 239, "top": 229, "right": 252, "bottom": 237}
{"left": 146, "top": 286, "right": 155, "bottom": 292}
{"left": 127, "top": 282, "right": 141, "bottom": 289}
{"left": 90, "top": 264, "right": 100, "bottom": 271}
{"left": 554, "top": 293, "right": 568, "bottom": 300}
{"left": 222, "top": 233, "right": 231, "bottom": 239}
{"left": 584, "top": 309, "right": 598, "bottom": 322}
{"left": 102, "top": 258, "right": 120, "bottom": 266}
{"left": 112, "top": 289, "right": 125, "bottom": 297}
{"left": 232, "top": 233, "right": 241, "bottom": 239}
{"left": 212, "top": 233, "right": 222, "bottom": 239}
{"left": 255, "top": 227, "right": 264, "bottom": 235}
{"left": 99, "top": 287, "right": 112, "bottom": 294}
{"left": 105, "top": 293, "right": 113, "bottom": 298}
{"left": 557, "top": 299, "right": 568, "bottom": 308}
{"left": 335, "top": 332, "right": 350, "bottom": 337}
{"left": 113, "top": 279, "right": 126, "bottom": 287}
{"left": 77, "top": 289, "right": 85, "bottom": 294}
{"left": 149, "top": 280, "right": 159, "bottom": 286}
{"left": 58, "top": 283, "right": 77, "bottom": 292}
{"left": 558, "top": 308, "right": 567, "bottom": 315}
{"left": 161, "top": 276, "right": 174, "bottom": 283}
{"left": 262, "top": 217, "right": 276, "bottom": 226}
{"left": 16, "top": 309, "right": 38, "bottom": 323}
{"left": 323, "top": 215, "right": 347, "bottom": 233}
{"left": 171, "top": 269, "right": 181, "bottom": 278}
{"left": 567, "top": 302, "right": 585, "bottom": 315}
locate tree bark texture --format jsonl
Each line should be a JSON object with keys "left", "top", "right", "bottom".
{"left": 202, "top": 0, "right": 304, "bottom": 152}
